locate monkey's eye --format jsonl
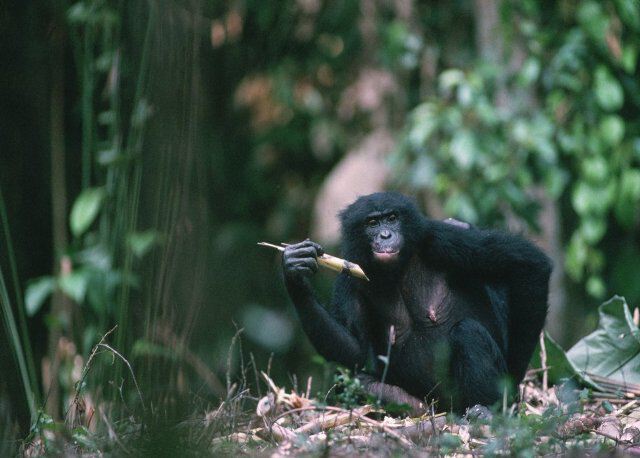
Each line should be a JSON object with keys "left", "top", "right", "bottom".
{"left": 388, "top": 214, "right": 397, "bottom": 222}
{"left": 367, "top": 219, "right": 379, "bottom": 227}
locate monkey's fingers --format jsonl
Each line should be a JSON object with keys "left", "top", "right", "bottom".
{"left": 282, "top": 240, "right": 324, "bottom": 256}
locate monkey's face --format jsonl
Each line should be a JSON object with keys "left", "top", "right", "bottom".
{"left": 364, "top": 211, "right": 404, "bottom": 265}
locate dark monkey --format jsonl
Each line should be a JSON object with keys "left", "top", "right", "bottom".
{"left": 282, "top": 192, "right": 551, "bottom": 415}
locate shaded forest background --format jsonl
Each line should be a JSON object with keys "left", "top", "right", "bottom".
{"left": 1, "top": 0, "right": 640, "bottom": 443}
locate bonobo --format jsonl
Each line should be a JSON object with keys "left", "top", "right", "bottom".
{"left": 282, "top": 192, "right": 551, "bottom": 415}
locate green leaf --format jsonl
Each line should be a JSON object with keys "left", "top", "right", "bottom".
{"left": 97, "top": 111, "right": 116, "bottom": 126}
{"left": 439, "top": 69, "right": 465, "bottom": 93}
{"left": 615, "top": 0, "right": 640, "bottom": 32}
{"left": 599, "top": 115, "right": 625, "bottom": 147}
{"left": 449, "top": 131, "right": 475, "bottom": 170}
{"left": 580, "top": 216, "right": 607, "bottom": 244}
{"left": 58, "top": 271, "right": 89, "bottom": 303}
{"left": 565, "top": 233, "right": 588, "bottom": 281}
{"left": 594, "top": 66, "right": 624, "bottom": 112}
{"left": 614, "top": 169, "right": 640, "bottom": 228}
{"left": 567, "top": 296, "right": 640, "bottom": 384}
{"left": 410, "top": 155, "right": 437, "bottom": 187}
{"left": 408, "top": 103, "right": 438, "bottom": 148}
{"left": 70, "top": 187, "right": 106, "bottom": 237}
{"left": 67, "top": 2, "right": 90, "bottom": 24}
{"left": 581, "top": 156, "right": 609, "bottom": 184}
{"left": 586, "top": 275, "right": 606, "bottom": 298}
{"left": 24, "top": 277, "right": 56, "bottom": 316}
{"left": 544, "top": 168, "right": 569, "bottom": 199}
{"left": 578, "top": 2, "right": 609, "bottom": 44}
{"left": 571, "top": 181, "right": 614, "bottom": 215}
{"left": 127, "top": 230, "right": 162, "bottom": 258}
{"left": 530, "top": 331, "right": 600, "bottom": 390}
{"left": 518, "top": 57, "right": 540, "bottom": 86}
{"left": 622, "top": 44, "right": 638, "bottom": 73}
{"left": 132, "top": 339, "right": 177, "bottom": 360}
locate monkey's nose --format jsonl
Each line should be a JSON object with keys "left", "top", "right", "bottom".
{"left": 380, "top": 230, "right": 391, "bottom": 239}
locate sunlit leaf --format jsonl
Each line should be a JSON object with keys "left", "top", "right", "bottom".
{"left": 594, "top": 66, "right": 624, "bottom": 111}
{"left": 67, "top": 2, "right": 90, "bottom": 24}
{"left": 25, "top": 277, "right": 56, "bottom": 316}
{"left": 449, "top": 131, "right": 475, "bottom": 170}
{"left": 578, "top": 2, "right": 609, "bottom": 45}
{"left": 59, "top": 271, "right": 89, "bottom": 304}
{"left": 70, "top": 188, "right": 106, "bottom": 237}
{"left": 127, "top": 230, "right": 162, "bottom": 258}
{"left": 581, "top": 157, "right": 609, "bottom": 183}
{"left": 586, "top": 275, "right": 606, "bottom": 298}
{"left": 580, "top": 216, "right": 607, "bottom": 244}
{"left": 518, "top": 58, "right": 540, "bottom": 86}
{"left": 599, "top": 115, "right": 625, "bottom": 146}
{"left": 438, "top": 69, "right": 465, "bottom": 93}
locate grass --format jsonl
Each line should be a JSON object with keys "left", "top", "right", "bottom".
{"left": 0, "top": 187, "right": 39, "bottom": 421}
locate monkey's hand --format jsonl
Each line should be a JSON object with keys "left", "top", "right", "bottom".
{"left": 282, "top": 240, "right": 325, "bottom": 282}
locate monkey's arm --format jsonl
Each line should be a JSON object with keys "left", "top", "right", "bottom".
{"left": 357, "top": 374, "right": 425, "bottom": 416}
{"left": 423, "top": 220, "right": 551, "bottom": 280}
{"left": 283, "top": 241, "right": 368, "bottom": 368}
{"left": 422, "top": 221, "right": 552, "bottom": 381}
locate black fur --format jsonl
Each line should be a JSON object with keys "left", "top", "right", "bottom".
{"left": 282, "top": 192, "right": 552, "bottom": 414}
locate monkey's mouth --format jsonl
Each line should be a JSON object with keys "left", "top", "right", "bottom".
{"left": 373, "top": 250, "right": 399, "bottom": 262}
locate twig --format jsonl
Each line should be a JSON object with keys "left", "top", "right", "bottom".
{"left": 294, "top": 405, "right": 374, "bottom": 434}
{"left": 587, "top": 373, "right": 640, "bottom": 394}
{"left": 322, "top": 406, "right": 414, "bottom": 448}
{"left": 250, "top": 353, "right": 262, "bottom": 398}
{"left": 305, "top": 376, "right": 312, "bottom": 399}
{"left": 98, "top": 343, "right": 145, "bottom": 410}
{"left": 65, "top": 325, "right": 118, "bottom": 420}
{"left": 614, "top": 400, "right": 638, "bottom": 416}
{"left": 539, "top": 331, "right": 548, "bottom": 391}
{"left": 399, "top": 415, "right": 447, "bottom": 441}
{"left": 380, "top": 325, "right": 394, "bottom": 386}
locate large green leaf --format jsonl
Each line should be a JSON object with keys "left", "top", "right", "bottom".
{"left": 70, "top": 187, "right": 106, "bottom": 237}
{"left": 530, "top": 331, "right": 600, "bottom": 389}
{"left": 566, "top": 296, "right": 640, "bottom": 384}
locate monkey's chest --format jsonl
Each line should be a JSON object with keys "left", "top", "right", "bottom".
{"left": 400, "top": 269, "right": 456, "bottom": 328}
{"left": 367, "top": 269, "right": 463, "bottom": 354}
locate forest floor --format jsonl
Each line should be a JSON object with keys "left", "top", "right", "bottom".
{"left": 203, "top": 371, "right": 640, "bottom": 457}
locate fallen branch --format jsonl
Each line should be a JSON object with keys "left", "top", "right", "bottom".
{"left": 294, "top": 405, "right": 374, "bottom": 435}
